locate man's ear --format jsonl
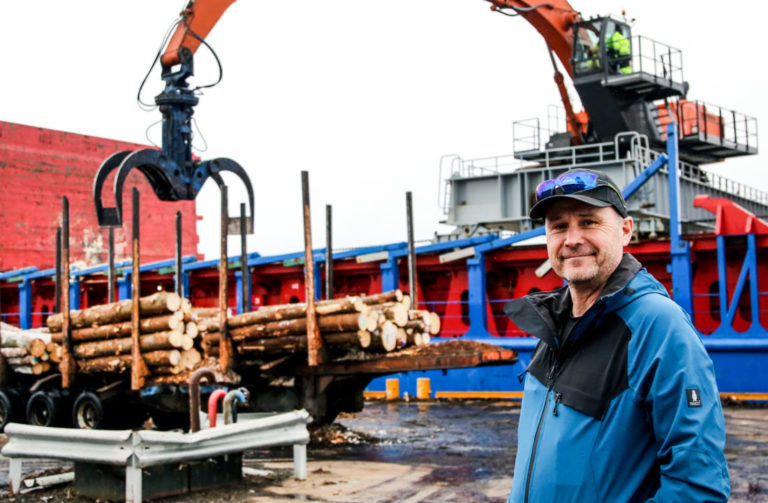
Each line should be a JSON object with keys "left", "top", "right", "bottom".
{"left": 621, "top": 216, "right": 634, "bottom": 246}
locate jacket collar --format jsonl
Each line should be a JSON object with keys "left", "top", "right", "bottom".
{"left": 504, "top": 253, "right": 643, "bottom": 347}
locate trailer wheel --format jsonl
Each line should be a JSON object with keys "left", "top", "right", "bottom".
{"left": 72, "top": 392, "right": 105, "bottom": 429}
{"left": 0, "top": 390, "right": 23, "bottom": 431}
{"left": 26, "top": 390, "right": 62, "bottom": 427}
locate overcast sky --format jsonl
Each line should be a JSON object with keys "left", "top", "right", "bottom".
{"left": 2, "top": 1, "right": 766, "bottom": 259}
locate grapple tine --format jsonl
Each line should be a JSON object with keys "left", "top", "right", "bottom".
{"left": 93, "top": 151, "right": 132, "bottom": 227}
{"left": 207, "top": 158, "right": 256, "bottom": 233}
{"left": 111, "top": 149, "right": 174, "bottom": 226}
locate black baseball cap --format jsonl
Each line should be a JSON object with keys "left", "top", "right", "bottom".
{"left": 529, "top": 169, "right": 628, "bottom": 220}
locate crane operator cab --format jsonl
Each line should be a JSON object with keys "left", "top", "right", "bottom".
{"left": 568, "top": 16, "right": 689, "bottom": 146}
{"left": 573, "top": 17, "right": 632, "bottom": 77}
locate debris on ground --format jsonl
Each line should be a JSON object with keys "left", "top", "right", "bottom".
{"left": 309, "top": 422, "right": 380, "bottom": 446}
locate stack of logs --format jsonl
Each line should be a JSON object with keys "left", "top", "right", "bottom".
{"left": 198, "top": 290, "right": 440, "bottom": 358}
{"left": 2, "top": 289, "right": 441, "bottom": 379}
{"left": 0, "top": 323, "right": 53, "bottom": 375}
{"left": 46, "top": 292, "right": 205, "bottom": 376}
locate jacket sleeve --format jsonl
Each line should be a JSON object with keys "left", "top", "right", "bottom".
{"left": 629, "top": 297, "right": 730, "bottom": 502}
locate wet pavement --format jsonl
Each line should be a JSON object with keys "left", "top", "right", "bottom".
{"left": 0, "top": 400, "right": 765, "bottom": 502}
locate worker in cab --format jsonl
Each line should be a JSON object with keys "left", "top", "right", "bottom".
{"left": 606, "top": 26, "right": 632, "bottom": 74}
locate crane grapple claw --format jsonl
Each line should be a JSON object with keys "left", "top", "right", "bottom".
{"left": 93, "top": 148, "right": 255, "bottom": 232}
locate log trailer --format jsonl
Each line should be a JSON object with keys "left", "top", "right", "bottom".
{"left": 0, "top": 0, "right": 765, "bottom": 430}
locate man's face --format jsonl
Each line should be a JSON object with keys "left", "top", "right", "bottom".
{"left": 545, "top": 199, "right": 633, "bottom": 288}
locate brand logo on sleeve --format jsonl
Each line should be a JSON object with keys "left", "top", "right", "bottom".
{"left": 686, "top": 388, "right": 702, "bottom": 407}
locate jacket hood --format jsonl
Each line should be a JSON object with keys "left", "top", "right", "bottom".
{"left": 504, "top": 253, "right": 665, "bottom": 347}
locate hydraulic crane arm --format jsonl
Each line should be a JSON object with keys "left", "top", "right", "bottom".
{"left": 486, "top": 0, "right": 579, "bottom": 77}
{"left": 487, "top": 0, "right": 585, "bottom": 141}
{"left": 161, "top": 0, "right": 238, "bottom": 68}
{"left": 94, "top": 0, "right": 587, "bottom": 227}
{"left": 93, "top": 0, "right": 253, "bottom": 228}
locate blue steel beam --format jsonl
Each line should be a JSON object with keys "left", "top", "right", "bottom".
{"left": 389, "top": 235, "right": 496, "bottom": 258}
{"left": 18, "top": 280, "right": 32, "bottom": 329}
{"left": 0, "top": 267, "right": 38, "bottom": 281}
{"left": 666, "top": 123, "right": 694, "bottom": 317}
{"left": 235, "top": 270, "right": 252, "bottom": 314}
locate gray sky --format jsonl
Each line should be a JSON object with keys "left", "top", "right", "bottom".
{"left": 2, "top": 1, "right": 766, "bottom": 259}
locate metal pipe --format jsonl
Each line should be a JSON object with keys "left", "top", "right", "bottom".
{"left": 207, "top": 389, "right": 227, "bottom": 428}
{"left": 175, "top": 211, "right": 183, "bottom": 298}
{"left": 301, "top": 171, "right": 322, "bottom": 366}
{"left": 223, "top": 388, "right": 248, "bottom": 425}
{"left": 325, "top": 204, "right": 333, "bottom": 300}
{"left": 188, "top": 368, "right": 216, "bottom": 433}
{"left": 131, "top": 188, "right": 148, "bottom": 391}
{"left": 107, "top": 227, "right": 115, "bottom": 303}
{"left": 60, "top": 198, "right": 74, "bottom": 388}
{"left": 240, "top": 203, "right": 248, "bottom": 313}
{"left": 54, "top": 227, "right": 61, "bottom": 314}
{"left": 218, "top": 185, "right": 233, "bottom": 370}
{"left": 406, "top": 191, "right": 418, "bottom": 308}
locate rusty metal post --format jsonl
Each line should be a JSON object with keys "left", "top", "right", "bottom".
{"left": 406, "top": 191, "right": 418, "bottom": 308}
{"left": 302, "top": 171, "right": 323, "bottom": 366}
{"left": 218, "top": 185, "right": 234, "bottom": 371}
{"left": 59, "top": 198, "right": 75, "bottom": 388}
{"left": 175, "top": 211, "right": 183, "bottom": 298}
{"left": 131, "top": 188, "right": 149, "bottom": 390}
{"left": 188, "top": 368, "right": 216, "bottom": 433}
{"left": 54, "top": 227, "right": 61, "bottom": 314}
{"left": 325, "top": 204, "right": 333, "bottom": 300}
{"left": 107, "top": 227, "right": 115, "bottom": 303}
{"left": 239, "top": 203, "right": 248, "bottom": 314}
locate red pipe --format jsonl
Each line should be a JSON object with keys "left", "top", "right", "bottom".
{"left": 207, "top": 389, "right": 227, "bottom": 428}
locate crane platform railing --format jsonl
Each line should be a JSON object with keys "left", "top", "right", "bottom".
{"left": 635, "top": 144, "right": 768, "bottom": 206}
{"left": 439, "top": 135, "right": 768, "bottom": 217}
{"left": 655, "top": 99, "right": 759, "bottom": 153}
{"left": 630, "top": 35, "right": 684, "bottom": 87}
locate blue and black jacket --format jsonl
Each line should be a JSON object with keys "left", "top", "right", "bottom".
{"left": 504, "top": 253, "right": 729, "bottom": 502}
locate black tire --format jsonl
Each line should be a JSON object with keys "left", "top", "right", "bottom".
{"left": 26, "top": 390, "right": 62, "bottom": 427}
{"left": 0, "top": 390, "right": 23, "bottom": 431}
{"left": 72, "top": 391, "right": 105, "bottom": 429}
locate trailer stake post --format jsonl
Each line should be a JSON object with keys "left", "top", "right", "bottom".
{"left": 218, "top": 185, "right": 234, "bottom": 371}
{"left": 175, "top": 211, "right": 183, "bottom": 298}
{"left": 406, "top": 191, "right": 418, "bottom": 309}
{"left": 302, "top": 171, "right": 323, "bottom": 366}
{"left": 130, "top": 188, "right": 149, "bottom": 390}
{"left": 60, "top": 197, "right": 75, "bottom": 388}
{"left": 108, "top": 227, "right": 116, "bottom": 303}
{"left": 240, "top": 203, "right": 249, "bottom": 313}
{"left": 55, "top": 227, "right": 62, "bottom": 314}
{"left": 325, "top": 204, "right": 333, "bottom": 300}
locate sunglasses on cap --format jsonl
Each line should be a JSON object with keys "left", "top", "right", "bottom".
{"left": 535, "top": 171, "right": 620, "bottom": 201}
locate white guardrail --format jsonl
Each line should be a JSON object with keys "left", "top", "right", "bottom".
{"left": 1, "top": 409, "right": 310, "bottom": 503}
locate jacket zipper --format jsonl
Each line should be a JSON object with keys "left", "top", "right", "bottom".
{"left": 524, "top": 359, "right": 559, "bottom": 503}
{"left": 553, "top": 392, "right": 562, "bottom": 416}
{"left": 524, "top": 389, "right": 550, "bottom": 503}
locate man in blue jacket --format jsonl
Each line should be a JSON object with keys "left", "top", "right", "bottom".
{"left": 505, "top": 169, "right": 729, "bottom": 502}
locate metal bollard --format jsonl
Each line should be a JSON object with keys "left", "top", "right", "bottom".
{"left": 223, "top": 388, "right": 248, "bottom": 425}
{"left": 207, "top": 389, "right": 227, "bottom": 428}
{"left": 385, "top": 378, "right": 400, "bottom": 401}
{"left": 189, "top": 368, "right": 216, "bottom": 432}
{"left": 293, "top": 444, "right": 307, "bottom": 480}
{"left": 417, "top": 378, "right": 431, "bottom": 400}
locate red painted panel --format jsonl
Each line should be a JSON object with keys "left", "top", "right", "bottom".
{"left": 0, "top": 121, "right": 199, "bottom": 271}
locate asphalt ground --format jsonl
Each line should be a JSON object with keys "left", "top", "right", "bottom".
{"left": 0, "top": 400, "right": 764, "bottom": 502}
